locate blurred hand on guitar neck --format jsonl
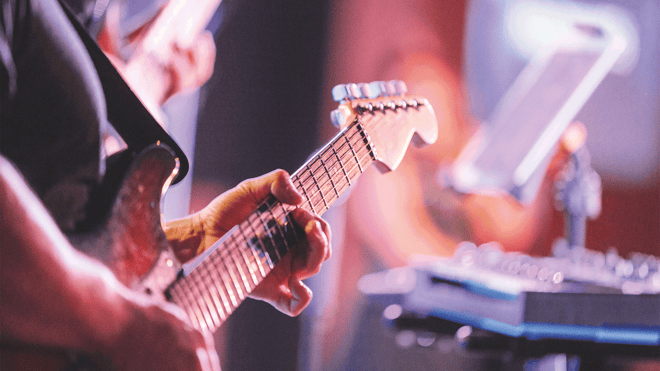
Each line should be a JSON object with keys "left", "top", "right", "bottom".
{"left": 97, "top": 0, "right": 216, "bottom": 127}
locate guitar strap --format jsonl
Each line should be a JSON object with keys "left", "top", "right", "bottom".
{"left": 57, "top": 0, "right": 189, "bottom": 184}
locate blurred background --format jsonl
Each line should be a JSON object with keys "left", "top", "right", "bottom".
{"left": 157, "top": 0, "right": 659, "bottom": 369}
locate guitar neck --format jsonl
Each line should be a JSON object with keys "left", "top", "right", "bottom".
{"left": 166, "top": 119, "right": 376, "bottom": 332}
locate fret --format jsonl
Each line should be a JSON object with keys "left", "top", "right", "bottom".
{"left": 265, "top": 202, "right": 295, "bottom": 259}
{"left": 245, "top": 213, "right": 275, "bottom": 270}
{"left": 176, "top": 277, "right": 209, "bottom": 332}
{"left": 344, "top": 131, "right": 363, "bottom": 173}
{"left": 202, "top": 252, "right": 233, "bottom": 313}
{"left": 355, "top": 123, "right": 377, "bottom": 162}
{"left": 327, "top": 148, "right": 347, "bottom": 195}
{"left": 311, "top": 159, "right": 330, "bottom": 209}
{"left": 319, "top": 157, "right": 339, "bottom": 205}
{"left": 347, "top": 135, "right": 370, "bottom": 180}
{"left": 221, "top": 250, "right": 246, "bottom": 301}
{"left": 296, "top": 172, "right": 317, "bottom": 215}
{"left": 204, "top": 253, "right": 233, "bottom": 315}
{"left": 317, "top": 157, "right": 337, "bottom": 208}
{"left": 307, "top": 162, "right": 328, "bottom": 211}
{"left": 227, "top": 235, "right": 253, "bottom": 292}
{"left": 318, "top": 153, "right": 340, "bottom": 199}
{"left": 314, "top": 164, "right": 337, "bottom": 207}
{"left": 329, "top": 145, "right": 352, "bottom": 196}
{"left": 239, "top": 223, "right": 267, "bottom": 279}
{"left": 207, "top": 250, "right": 238, "bottom": 308}
{"left": 200, "top": 266, "right": 228, "bottom": 323}
{"left": 235, "top": 227, "right": 260, "bottom": 286}
{"left": 263, "top": 201, "right": 287, "bottom": 259}
{"left": 255, "top": 202, "right": 281, "bottom": 264}
{"left": 278, "top": 202, "right": 301, "bottom": 246}
{"left": 194, "top": 262, "right": 223, "bottom": 328}
{"left": 199, "top": 287, "right": 221, "bottom": 330}
{"left": 169, "top": 284, "right": 201, "bottom": 330}
{"left": 187, "top": 269, "right": 217, "bottom": 331}
{"left": 348, "top": 127, "right": 374, "bottom": 175}
{"left": 332, "top": 142, "right": 351, "bottom": 187}
{"left": 207, "top": 286, "right": 227, "bottom": 328}
{"left": 225, "top": 233, "right": 251, "bottom": 291}
{"left": 220, "top": 261, "right": 239, "bottom": 308}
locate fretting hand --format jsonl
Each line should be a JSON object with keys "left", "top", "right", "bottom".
{"left": 165, "top": 170, "right": 332, "bottom": 316}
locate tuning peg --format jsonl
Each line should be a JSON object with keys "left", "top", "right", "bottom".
{"left": 333, "top": 80, "right": 407, "bottom": 101}
{"left": 330, "top": 108, "right": 346, "bottom": 128}
{"left": 383, "top": 81, "right": 397, "bottom": 96}
{"left": 357, "top": 83, "right": 372, "bottom": 99}
{"left": 332, "top": 84, "right": 349, "bottom": 102}
{"left": 385, "top": 80, "right": 407, "bottom": 96}
{"left": 346, "top": 83, "right": 362, "bottom": 100}
{"left": 368, "top": 81, "right": 386, "bottom": 98}
{"left": 394, "top": 80, "right": 408, "bottom": 95}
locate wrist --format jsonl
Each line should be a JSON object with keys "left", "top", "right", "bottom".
{"left": 164, "top": 214, "right": 205, "bottom": 262}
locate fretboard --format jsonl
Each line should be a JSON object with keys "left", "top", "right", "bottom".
{"left": 165, "top": 119, "right": 376, "bottom": 332}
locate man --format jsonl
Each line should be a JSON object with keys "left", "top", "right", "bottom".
{"left": 0, "top": 0, "right": 331, "bottom": 370}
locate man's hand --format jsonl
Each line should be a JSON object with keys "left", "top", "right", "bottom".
{"left": 165, "top": 170, "right": 332, "bottom": 316}
{"left": 98, "top": 2, "right": 216, "bottom": 123}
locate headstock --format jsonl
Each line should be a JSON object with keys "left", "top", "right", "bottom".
{"left": 330, "top": 81, "right": 438, "bottom": 172}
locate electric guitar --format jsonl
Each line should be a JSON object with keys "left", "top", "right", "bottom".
{"left": 1, "top": 81, "right": 437, "bottom": 369}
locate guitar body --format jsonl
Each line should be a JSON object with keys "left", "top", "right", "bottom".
{"left": 1, "top": 145, "right": 180, "bottom": 371}
{"left": 69, "top": 144, "right": 179, "bottom": 290}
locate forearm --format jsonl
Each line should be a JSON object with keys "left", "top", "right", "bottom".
{"left": 0, "top": 156, "right": 130, "bottom": 353}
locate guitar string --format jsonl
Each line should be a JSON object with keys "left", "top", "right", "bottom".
{"left": 188, "top": 262, "right": 220, "bottom": 331}
{"left": 226, "top": 233, "right": 254, "bottom": 292}
{"left": 184, "top": 131, "right": 372, "bottom": 291}
{"left": 175, "top": 117, "right": 379, "bottom": 324}
{"left": 207, "top": 121, "right": 371, "bottom": 268}
{"left": 233, "top": 224, "right": 263, "bottom": 286}
{"left": 268, "top": 102, "right": 412, "bottom": 215}
{"left": 218, "top": 122, "right": 372, "bottom": 260}
{"left": 177, "top": 117, "right": 394, "bottom": 331}
{"left": 196, "top": 251, "right": 229, "bottom": 324}
{"left": 291, "top": 121, "right": 373, "bottom": 206}
{"left": 226, "top": 230, "right": 260, "bottom": 299}
{"left": 174, "top": 101, "right": 424, "bottom": 327}
{"left": 178, "top": 125, "right": 370, "bottom": 294}
{"left": 187, "top": 96, "right": 421, "bottom": 282}
{"left": 225, "top": 102, "right": 411, "bottom": 266}
{"left": 204, "top": 239, "right": 237, "bottom": 311}
{"left": 171, "top": 124, "right": 373, "bottom": 323}
{"left": 173, "top": 115, "right": 377, "bottom": 327}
